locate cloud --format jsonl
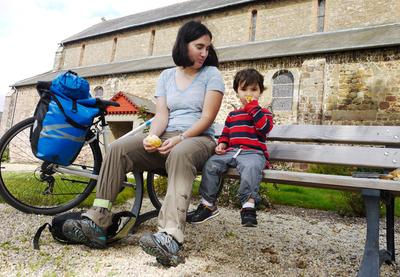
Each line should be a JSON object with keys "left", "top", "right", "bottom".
{"left": 0, "top": 0, "right": 187, "bottom": 111}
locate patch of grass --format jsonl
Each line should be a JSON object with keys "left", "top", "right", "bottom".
{"left": 264, "top": 183, "right": 343, "bottom": 211}
{"left": 0, "top": 172, "right": 135, "bottom": 208}
{"left": 3, "top": 171, "right": 400, "bottom": 218}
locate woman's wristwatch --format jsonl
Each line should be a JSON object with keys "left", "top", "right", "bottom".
{"left": 179, "top": 134, "right": 186, "bottom": 141}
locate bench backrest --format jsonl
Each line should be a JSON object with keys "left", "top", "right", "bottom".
{"left": 214, "top": 124, "right": 400, "bottom": 169}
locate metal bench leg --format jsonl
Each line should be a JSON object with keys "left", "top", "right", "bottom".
{"left": 358, "top": 189, "right": 380, "bottom": 277}
{"left": 130, "top": 171, "right": 159, "bottom": 233}
{"left": 130, "top": 172, "right": 144, "bottom": 217}
{"left": 381, "top": 192, "right": 395, "bottom": 264}
{"left": 386, "top": 194, "right": 395, "bottom": 263}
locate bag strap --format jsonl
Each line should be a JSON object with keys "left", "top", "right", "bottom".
{"left": 46, "top": 91, "right": 87, "bottom": 130}
{"left": 33, "top": 223, "right": 51, "bottom": 250}
{"left": 66, "top": 70, "right": 78, "bottom": 76}
{"left": 106, "top": 211, "right": 136, "bottom": 244}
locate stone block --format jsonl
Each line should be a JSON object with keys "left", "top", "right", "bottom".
{"left": 379, "top": 102, "right": 390, "bottom": 109}
{"left": 331, "top": 110, "right": 377, "bottom": 121}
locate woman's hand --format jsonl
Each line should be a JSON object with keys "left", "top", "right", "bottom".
{"left": 158, "top": 135, "right": 181, "bottom": 155}
{"left": 215, "top": 143, "right": 227, "bottom": 155}
{"left": 143, "top": 137, "right": 159, "bottom": 153}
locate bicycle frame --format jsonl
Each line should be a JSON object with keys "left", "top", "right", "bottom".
{"left": 53, "top": 118, "right": 153, "bottom": 180}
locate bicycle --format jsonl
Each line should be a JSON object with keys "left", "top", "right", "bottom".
{"left": 0, "top": 82, "right": 161, "bottom": 221}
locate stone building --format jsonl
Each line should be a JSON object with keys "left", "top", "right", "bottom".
{"left": 2, "top": 0, "right": 400, "bottom": 136}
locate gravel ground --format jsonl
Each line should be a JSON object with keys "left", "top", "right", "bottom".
{"left": 0, "top": 199, "right": 399, "bottom": 277}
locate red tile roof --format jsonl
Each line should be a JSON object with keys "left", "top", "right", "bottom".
{"left": 106, "top": 91, "right": 139, "bottom": 115}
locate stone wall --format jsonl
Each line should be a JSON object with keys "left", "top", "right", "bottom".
{"left": 5, "top": 47, "right": 400, "bottom": 135}
{"left": 325, "top": 0, "right": 400, "bottom": 32}
{"left": 62, "top": 43, "right": 82, "bottom": 69}
{"left": 58, "top": 0, "right": 400, "bottom": 70}
{"left": 203, "top": 7, "right": 253, "bottom": 47}
{"left": 113, "top": 29, "right": 151, "bottom": 61}
{"left": 324, "top": 47, "right": 400, "bottom": 125}
{"left": 80, "top": 36, "right": 114, "bottom": 66}
{"left": 255, "top": 0, "right": 315, "bottom": 41}
{"left": 1, "top": 87, "right": 40, "bottom": 131}
{"left": 0, "top": 92, "right": 17, "bottom": 135}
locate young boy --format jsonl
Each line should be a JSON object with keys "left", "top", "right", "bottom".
{"left": 188, "top": 68, "right": 273, "bottom": 227}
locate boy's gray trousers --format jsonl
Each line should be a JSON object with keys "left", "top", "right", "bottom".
{"left": 199, "top": 149, "right": 266, "bottom": 205}
{"left": 83, "top": 131, "right": 216, "bottom": 243}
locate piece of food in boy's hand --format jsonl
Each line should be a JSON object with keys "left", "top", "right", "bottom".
{"left": 146, "top": 134, "right": 162, "bottom": 147}
{"left": 245, "top": 95, "right": 253, "bottom": 102}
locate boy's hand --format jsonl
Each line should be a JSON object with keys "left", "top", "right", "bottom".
{"left": 215, "top": 143, "right": 227, "bottom": 155}
{"left": 243, "top": 99, "right": 259, "bottom": 113}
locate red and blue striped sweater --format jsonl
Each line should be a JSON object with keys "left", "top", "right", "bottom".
{"left": 217, "top": 100, "right": 274, "bottom": 168}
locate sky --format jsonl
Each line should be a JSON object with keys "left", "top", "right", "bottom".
{"left": 0, "top": 0, "right": 187, "bottom": 111}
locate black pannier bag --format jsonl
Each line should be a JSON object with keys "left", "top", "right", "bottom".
{"left": 33, "top": 211, "right": 136, "bottom": 249}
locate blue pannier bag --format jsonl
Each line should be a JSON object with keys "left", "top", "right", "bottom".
{"left": 50, "top": 70, "right": 91, "bottom": 100}
{"left": 30, "top": 71, "right": 100, "bottom": 166}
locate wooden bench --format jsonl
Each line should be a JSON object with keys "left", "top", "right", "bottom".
{"left": 130, "top": 124, "right": 400, "bottom": 277}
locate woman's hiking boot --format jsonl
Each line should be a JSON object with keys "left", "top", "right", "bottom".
{"left": 62, "top": 218, "right": 107, "bottom": 249}
{"left": 139, "top": 232, "right": 183, "bottom": 267}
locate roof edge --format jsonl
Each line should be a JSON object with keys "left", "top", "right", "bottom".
{"left": 62, "top": 0, "right": 255, "bottom": 44}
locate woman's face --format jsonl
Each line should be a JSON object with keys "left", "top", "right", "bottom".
{"left": 187, "top": 34, "right": 211, "bottom": 69}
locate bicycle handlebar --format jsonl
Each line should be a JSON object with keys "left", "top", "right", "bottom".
{"left": 96, "top": 99, "right": 120, "bottom": 108}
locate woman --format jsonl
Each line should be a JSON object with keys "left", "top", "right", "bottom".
{"left": 64, "top": 21, "right": 225, "bottom": 265}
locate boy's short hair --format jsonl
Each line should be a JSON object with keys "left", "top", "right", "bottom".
{"left": 233, "top": 69, "right": 264, "bottom": 93}
{"left": 172, "top": 20, "right": 219, "bottom": 67}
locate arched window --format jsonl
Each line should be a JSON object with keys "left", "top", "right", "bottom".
{"left": 94, "top": 86, "right": 104, "bottom": 98}
{"left": 271, "top": 70, "right": 294, "bottom": 112}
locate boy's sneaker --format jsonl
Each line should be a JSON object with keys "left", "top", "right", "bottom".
{"left": 62, "top": 218, "right": 107, "bottom": 249}
{"left": 187, "top": 203, "right": 219, "bottom": 224}
{"left": 240, "top": 208, "right": 257, "bottom": 227}
{"left": 139, "top": 232, "right": 182, "bottom": 267}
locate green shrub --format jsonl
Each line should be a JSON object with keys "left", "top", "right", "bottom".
{"left": 337, "top": 192, "right": 365, "bottom": 217}
{"left": 308, "top": 164, "right": 354, "bottom": 176}
{"left": 218, "top": 179, "right": 241, "bottom": 208}
{"left": 217, "top": 178, "right": 272, "bottom": 209}
{"left": 153, "top": 175, "right": 168, "bottom": 196}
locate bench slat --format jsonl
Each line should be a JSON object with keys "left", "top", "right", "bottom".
{"left": 268, "top": 125, "right": 400, "bottom": 146}
{"left": 224, "top": 168, "right": 400, "bottom": 193}
{"left": 268, "top": 143, "right": 400, "bottom": 168}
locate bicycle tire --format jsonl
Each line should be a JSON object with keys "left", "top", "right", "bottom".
{"left": 0, "top": 117, "right": 102, "bottom": 215}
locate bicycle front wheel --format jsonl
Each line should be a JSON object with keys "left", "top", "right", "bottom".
{"left": 0, "top": 117, "right": 102, "bottom": 215}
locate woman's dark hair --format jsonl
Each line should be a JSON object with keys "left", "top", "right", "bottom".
{"left": 233, "top": 68, "right": 265, "bottom": 93}
{"left": 172, "top": 20, "right": 219, "bottom": 67}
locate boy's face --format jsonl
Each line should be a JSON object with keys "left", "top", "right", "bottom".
{"left": 237, "top": 82, "right": 261, "bottom": 105}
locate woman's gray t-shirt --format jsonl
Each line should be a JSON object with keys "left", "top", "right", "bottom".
{"left": 155, "top": 66, "right": 225, "bottom": 136}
